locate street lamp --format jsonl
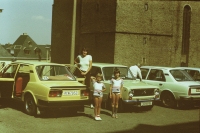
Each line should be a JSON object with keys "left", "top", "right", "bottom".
{"left": 0, "top": 9, "right": 3, "bottom": 13}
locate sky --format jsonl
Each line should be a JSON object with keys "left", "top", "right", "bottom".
{"left": 0, "top": 0, "right": 53, "bottom": 45}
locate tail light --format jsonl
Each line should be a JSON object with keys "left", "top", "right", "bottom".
{"left": 188, "top": 88, "right": 191, "bottom": 95}
{"left": 81, "top": 90, "right": 89, "bottom": 96}
{"left": 49, "top": 90, "right": 62, "bottom": 97}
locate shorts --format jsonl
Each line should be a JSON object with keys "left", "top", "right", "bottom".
{"left": 112, "top": 92, "right": 120, "bottom": 95}
{"left": 93, "top": 95, "right": 103, "bottom": 98}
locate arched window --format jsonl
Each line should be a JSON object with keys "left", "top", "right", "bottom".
{"left": 182, "top": 5, "right": 191, "bottom": 55}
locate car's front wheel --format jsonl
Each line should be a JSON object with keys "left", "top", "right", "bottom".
{"left": 161, "top": 92, "right": 176, "bottom": 108}
{"left": 24, "top": 94, "right": 37, "bottom": 116}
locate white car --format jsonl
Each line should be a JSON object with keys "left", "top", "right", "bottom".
{"left": 140, "top": 66, "right": 200, "bottom": 108}
{"left": 68, "top": 63, "right": 160, "bottom": 111}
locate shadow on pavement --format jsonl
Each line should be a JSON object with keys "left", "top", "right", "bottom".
{"left": 108, "top": 121, "right": 200, "bottom": 133}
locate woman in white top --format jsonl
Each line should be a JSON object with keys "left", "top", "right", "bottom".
{"left": 75, "top": 48, "right": 93, "bottom": 108}
{"left": 110, "top": 68, "right": 123, "bottom": 118}
{"left": 74, "top": 47, "right": 92, "bottom": 88}
{"left": 91, "top": 73, "right": 106, "bottom": 121}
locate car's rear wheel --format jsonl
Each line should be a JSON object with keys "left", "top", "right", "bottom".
{"left": 161, "top": 92, "right": 176, "bottom": 108}
{"left": 24, "top": 94, "right": 37, "bottom": 116}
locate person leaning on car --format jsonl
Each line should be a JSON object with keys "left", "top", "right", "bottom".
{"left": 74, "top": 47, "right": 94, "bottom": 108}
{"left": 129, "top": 63, "right": 142, "bottom": 81}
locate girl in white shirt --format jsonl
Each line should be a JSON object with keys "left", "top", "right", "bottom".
{"left": 91, "top": 73, "right": 106, "bottom": 121}
{"left": 110, "top": 69, "right": 123, "bottom": 118}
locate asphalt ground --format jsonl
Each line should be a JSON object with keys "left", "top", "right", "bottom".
{"left": 0, "top": 100, "right": 200, "bottom": 133}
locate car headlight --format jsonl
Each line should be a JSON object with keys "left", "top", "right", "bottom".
{"left": 154, "top": 88, "right": 160, "bottom": 99}
{"left": 129, "top": 90, "right": 134, "bottom": 100}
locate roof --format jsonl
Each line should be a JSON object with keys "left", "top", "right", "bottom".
{"left": 92, "top": 62, "right": 127, "bottom": 68}
{"left": 0, "top": 45, "right": 13, "bottom": 57}
{"left": 140, "top": 66, "right": 183, "bottom": 71}
{"left": 10, "top": 60, "right": 62, "bottom": 66}
{"left": 176, "top": 67, "right": 200, "bottom": 71}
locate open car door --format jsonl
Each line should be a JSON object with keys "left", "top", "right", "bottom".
{"left": 0, "top": 63, "right": 19, "bottom": 98}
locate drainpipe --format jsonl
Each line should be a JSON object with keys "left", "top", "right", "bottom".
{"left": 70, "top": 0, "right": 77, "bottom": 65}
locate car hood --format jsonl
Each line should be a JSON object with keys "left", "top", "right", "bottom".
{"left": 123, "top": 80, "right": 158, "bottom": 89}
{"left": 40, "top": 81, "right": 85, "bottom": 88}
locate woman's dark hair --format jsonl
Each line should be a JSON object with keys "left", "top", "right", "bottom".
{"left": 113, "top": 68, "right": 120, "bottom": 75}
{"left": 81, "top": 47, "right": 88, "bottom": 53}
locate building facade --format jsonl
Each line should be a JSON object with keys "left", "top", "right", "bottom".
{"left": 51, "top": 0, "right": 200, "bottom": 67}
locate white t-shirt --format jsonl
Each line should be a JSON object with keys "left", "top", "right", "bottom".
{"left": 129, "top": 65, "right": 142, "bottom": 79}
{"left": 110, "top": 78, "right": 123, "bottom": 93}
{"left": 77, "top": 55, "right": 92, "bottom": 71}
{"left": 92, "top": 80, "right": 105, "bottom": 97}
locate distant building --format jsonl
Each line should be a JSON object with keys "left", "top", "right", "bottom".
{"left": 51, "top": 0, "right": 200, "bottom": 67}
{"left": 0, "top": 44, "right": 13, "bottom": 58}
{"left": 1, "top": 33, "right": 51, "bottom": 62}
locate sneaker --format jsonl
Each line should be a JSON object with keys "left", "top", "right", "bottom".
{"left": 115, "top": 114, "right": 118, "bottom": 119}
{"left": 98, "top": 117, "right": 102, "bottom": 121}
{"left": 112, "top": 114, "right": 115, "bottom": 118}
{"left": 90, "top": 104, "right": 94, "bottom": 109}
{"left": 97, "top": 115, "right": 102, "bottom": 121}
{"left": 94, "top": 117, "right": 98, "bottom": 120}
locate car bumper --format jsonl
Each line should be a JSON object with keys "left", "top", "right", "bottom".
{"left": 37, "top": 99, "right": 90, "bottom": 108}
{"left": 179, "top": 95, "right": 200, "bottom": 101}
{"left": 123, "top": 98, "right": 160, "bottom": 105}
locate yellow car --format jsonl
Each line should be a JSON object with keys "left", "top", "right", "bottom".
{"left": 0, "top": 61, "right": 89, "bottom": 116}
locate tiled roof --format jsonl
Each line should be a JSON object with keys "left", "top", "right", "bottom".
{"left": 0, "top": 45, "right": 13, "bottom": 57}
{"left": 0, "top": 33, "right": 51, "bottom": 61}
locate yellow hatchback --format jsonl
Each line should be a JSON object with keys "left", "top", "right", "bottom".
{"left": 0, "top": 61, "right": 89, "bottom": 116}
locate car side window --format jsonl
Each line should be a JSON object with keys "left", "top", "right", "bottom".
{"left": 147, "top": 69, "right": 166, "bottom": 81}
{"left": 1, "top": 64, "right": 18, "bottom": 78}
{"left": 141, "top": 68, "right": 149, "bottom": 79}
{"left": 187, "top": 70, "right": 200, "bottom": 81}
{"left": 91, "top": 67, "right": 102, "bottom": 77}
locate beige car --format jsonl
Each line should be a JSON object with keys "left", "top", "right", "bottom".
{"left": 0, "top": 61, "right": 89, "bottom": 116}
{"left": 69, "top": 63, "right": 160, "bottom": 111}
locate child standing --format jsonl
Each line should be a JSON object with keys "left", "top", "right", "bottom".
{"left": 110, "top": 68, "right": 123, "bottom": 118}
{"left": 91, "top": 73, "right": 106, "bottom": 121}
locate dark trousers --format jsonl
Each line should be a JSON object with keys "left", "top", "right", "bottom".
{"left": 77, "top": 70, "right": 91, "bottom": 89}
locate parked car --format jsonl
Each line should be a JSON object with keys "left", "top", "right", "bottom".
{"left": 0, "top": 61, "right": 89, "bottom": 116}
{"left": 67, "top": 63, "right": 160, "bottom": 111}
{"left": 176, "top": 67, "right": 200, "bottom": 81}
{"left": 140, "top": 66, "right": 200, "bottom": 108}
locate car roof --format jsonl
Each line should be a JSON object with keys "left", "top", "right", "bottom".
{"left": 92, "top": 62, "right": 127, "bottom": 68}
{"left": 9, "top": 61, "right": 63, "bottom": 66}
{"left": 141, "top": 66, "right": 183, "bottom": 70}
{"left": 141, "top": 66, "right": 173, "bottom": 69}
{"left": 176, "top": 67, "right": 200, "bottom": 71}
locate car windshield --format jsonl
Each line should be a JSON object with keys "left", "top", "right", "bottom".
{"left": 170, "top": 69, "right": 194, "bottom": 81}
{"left": 102, "top": 67, "right": 135, "bottom": 80}
{"left": 36, "top": 65, "right": 76, "bottom": 81}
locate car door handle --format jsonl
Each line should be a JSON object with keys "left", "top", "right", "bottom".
{"left": 159, "top": 83, "right": 163, "bottom": 86}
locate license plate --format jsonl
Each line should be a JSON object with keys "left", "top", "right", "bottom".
{"left": 141, "top": 101, "right": 152, "bottom": 106}
{"left": 63, "top": 90, "right": 79, "bottom": 96}
{"left": 196, "top": 89, "right": 200, "bottom": 92}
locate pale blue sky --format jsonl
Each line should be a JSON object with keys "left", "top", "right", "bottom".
{"left": 0, "top": 0, "right": 53, "bottom": 45}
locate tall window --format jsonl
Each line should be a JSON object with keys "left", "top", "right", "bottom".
{"left": 182, "top": 5, "right": 191, "bottom": 55}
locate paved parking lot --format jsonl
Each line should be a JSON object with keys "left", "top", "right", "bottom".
{"left": 0, "top": 100, "right": 200, "bottom": 133}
